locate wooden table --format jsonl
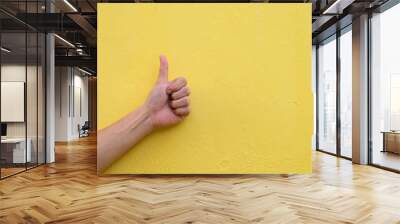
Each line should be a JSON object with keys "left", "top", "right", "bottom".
{"left": 1, "top": 138, "right": 32, "bottom": 164}
{"left": 381, "top": 131, "right": 400, "bottom": 154}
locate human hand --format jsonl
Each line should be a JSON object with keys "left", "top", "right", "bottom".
{"left": 145, "top": 55, "right": 191, "bottom": 129}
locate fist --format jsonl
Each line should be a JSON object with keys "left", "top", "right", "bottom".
{"left": 145, "top": 55, "right": 191, "bottom": 129}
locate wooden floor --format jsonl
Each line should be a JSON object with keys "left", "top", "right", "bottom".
{"left": 372, "top": 150, "right": 400, "bottom": 171}
{"left": 1, "top": 163, "right": 44, "bottom": 178}
{"left": 1, "top": 136, "right": 400, "bottom": 224}
{"left": 1, "top": 167, "right": 26, "bottom": 178}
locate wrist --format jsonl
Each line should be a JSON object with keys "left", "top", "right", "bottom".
{"left": 141, "top": 103, "right": 156, "bottom": 131}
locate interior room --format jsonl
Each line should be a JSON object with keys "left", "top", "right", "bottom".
{"left": 370, "top": 3, "right": 400, "bottom": 171}
{"left": 0, "top": 29, "right": 46, "bottom": 178}
{"left": 0, "top": 0, "right": 400, "bottom": 223}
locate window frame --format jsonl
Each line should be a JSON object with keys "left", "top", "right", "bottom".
{"left": 315, "top": 24, "right": 353, "bottom": 161}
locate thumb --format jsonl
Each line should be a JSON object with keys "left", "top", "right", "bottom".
{"left": 157, "top": 54, "right": 168, "bottom": 82}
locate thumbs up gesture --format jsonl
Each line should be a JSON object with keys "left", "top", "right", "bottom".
{"left": 145, "top": 55, "right": 191, "bottom": 129}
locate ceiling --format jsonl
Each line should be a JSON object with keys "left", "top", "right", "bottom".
{"left": 0, "top": 0, "right": 394, "bottom": 74}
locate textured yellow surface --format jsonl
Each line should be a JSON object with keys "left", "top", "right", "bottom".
{"left": 98, "top": 3, "right": 312, "bottom": 174}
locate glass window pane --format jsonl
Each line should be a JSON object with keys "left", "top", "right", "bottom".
{"left": 0, "top": 1, "right": 46, "bottom": 179}
{"left": 26, "top": 0, "right": 39, "bottom": 169}
{"left": 340, "top": 29, "right": 352, "bottom": 158}
{"left": 318, "top": 36, "right": 337, "bottom": 154}
{"left": 1, "top": 31, "right": 27, "bottom": 177}
{"left": 27, "top": 31, "right": 38, "bottom": 169}
{"left": 38, "top": 33, "right": 45, "bottom": 165}
{"left": 371, "top": 4, "right": 400, "bottom": 171}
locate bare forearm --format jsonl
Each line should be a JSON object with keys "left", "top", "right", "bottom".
{"left": 97, "top": 105, "right": 153, "bottom": 172}
{"left": 97, "top": 55, "right": 190, "bottom": 174}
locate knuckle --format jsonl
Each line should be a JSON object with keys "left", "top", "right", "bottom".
{"left": 182, "top": 98, "right": 188, "bottom": 105}
{"left": 184, "top": 108, "right": 190, "bottom": 115}
{"left": 181, "top": 78, "right": 187, "bottom": 85}
{"left": 177, "top": 79, "right": 186, "bottom": 87}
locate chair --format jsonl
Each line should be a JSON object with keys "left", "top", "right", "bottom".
{"left": 79, "top": 121, "right": 90, "bottom": 138}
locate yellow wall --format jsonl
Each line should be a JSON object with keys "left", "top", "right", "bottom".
{"left": 98, "top": 3, "right": 312, "bottom": 174}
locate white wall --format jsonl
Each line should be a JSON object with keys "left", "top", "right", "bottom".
{"left": 1, "top": 64, "right": 46, "bottom": 164}
{"left": 1, "top": 65, "right": 40, "bottom": 137}
{"left": 72, "top": 73, "right": 89, "bottom": 138}
{"left": 55, "top": 67, "right": 89, "bottom": 141}
{"left": 55, "top": 67, "right": 70, "bottom": 141}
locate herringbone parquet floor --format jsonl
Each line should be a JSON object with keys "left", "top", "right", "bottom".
{"left": 1, "top": 135, "right": 400, "bottom": 224}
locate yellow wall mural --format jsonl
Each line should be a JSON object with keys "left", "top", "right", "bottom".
{"left": 98, "top": 3, "right": 312, "bottom": 174}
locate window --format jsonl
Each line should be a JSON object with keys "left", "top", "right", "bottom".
{"left": 0, "top": 1, "right": 46, "bottom": 179}
{"left": 339, "top": 28, "right": 352, "bottom": 158}
{"left": 318, "top": 36, "right": 337, "bottom": 154}
{"left": 371, "top": 3, "right": 400, "bottom": 171}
